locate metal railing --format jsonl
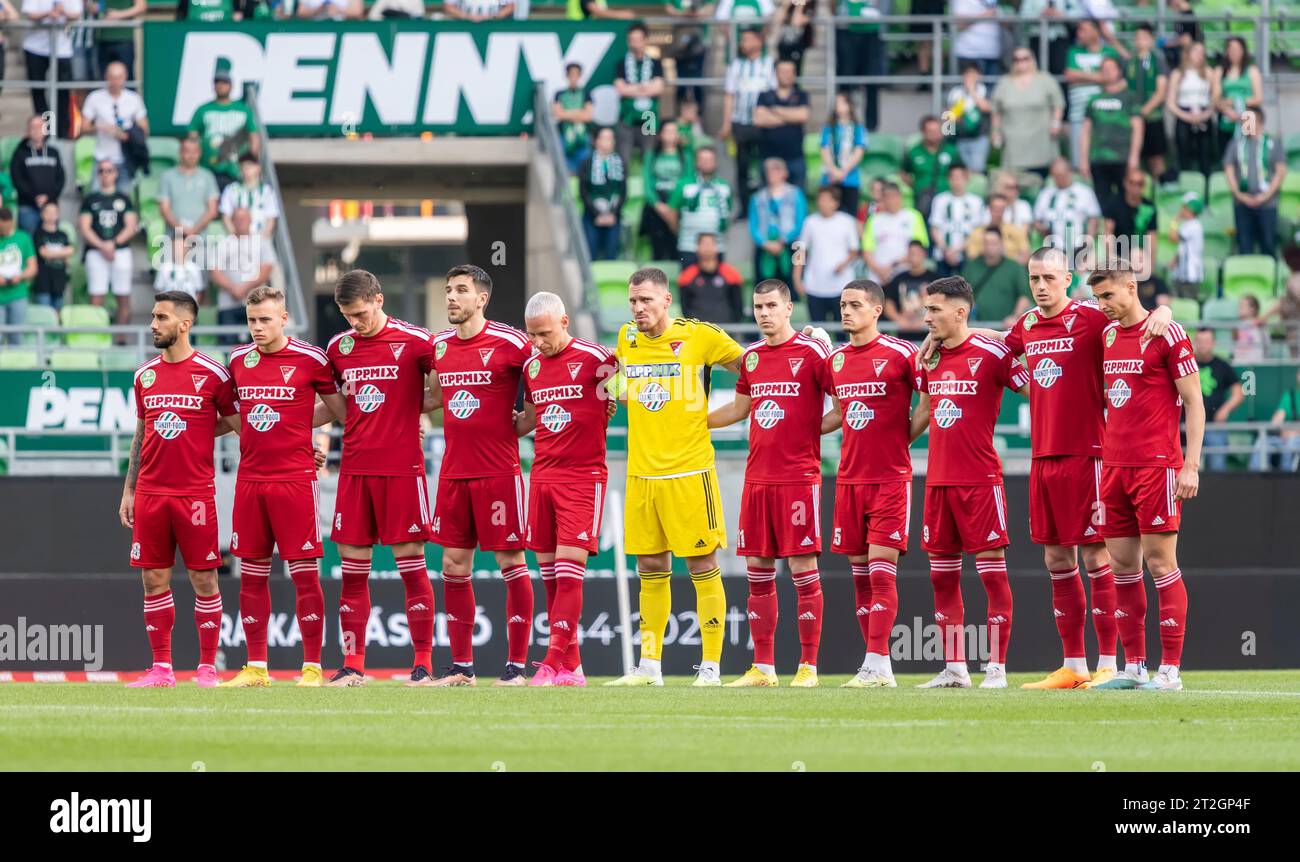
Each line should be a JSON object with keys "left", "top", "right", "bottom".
{"left": 0, "top": 324, "right": 256, "bottom": 366}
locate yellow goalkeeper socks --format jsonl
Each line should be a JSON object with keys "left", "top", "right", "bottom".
{"left": 690, "top": 567, "right": 726, "bottom": 663}
{"left": 637, "top": 571, "right": 672, "bottom": 662}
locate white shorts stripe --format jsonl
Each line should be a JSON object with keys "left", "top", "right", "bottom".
{"left": 811, "top": 483, "right": 821, "bottom": 540}
{"left": 515, "top": 474, "right": 526, "bottom": 532}
{"left": 312, "top": 480, "right": 322, "bottom": 543}
{"left": 593, "top": 482, "right": 603, "bottom": 536}
{"left": 417, "top": 475, "right": 429, "bottom": 526}
{"left": 1093, "top": 458, "right": 1102, "bottom": 508}
{"left": 905, "top": 482, "right": 912, "bottom": 534}
{"left": 994, "top": 485, "right": 1007, "bottom": 531}
{"left": 1167, "top": 467, "right": 1175, "bottom": 517}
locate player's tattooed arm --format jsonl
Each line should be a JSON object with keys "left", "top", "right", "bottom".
{"left": 514, "top": 402, "right": 538, "bottom": 437}
{"left": 908, "top": 393, "right": 932, "bottom": 443}
{"left": 1174, "top": 373, "right": 1204, "bottom": 501}
{"left": 1142, "top": 303, "right": 1173, "bottom": 339}
{"left": 119, "top": 419, "right": 144, "bottom": 528}
{"left": 707, "top": 393, "right": 751, "bottom": 429}
{"left": 315, "top": 392, "right": 347, "bottom": 426}
{"left": 821, "top": 397, "right": 843, "bottom": 434}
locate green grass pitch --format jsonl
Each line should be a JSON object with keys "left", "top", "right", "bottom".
{"left": 3, "top": 671, "right": 1299, "bottom": 771}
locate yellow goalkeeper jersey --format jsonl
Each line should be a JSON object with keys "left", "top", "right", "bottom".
{"left": 615, "top": 318, "right": 744, "bottom": 479}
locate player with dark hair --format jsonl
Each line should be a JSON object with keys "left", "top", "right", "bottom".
{"left": 120, "top": 292, "right": 239, "bottom": 688}
{"left": 425, "top": 264, "right": 536, "bottom": 686}
{"left": 325, "top": 269, "right": 439, "bottom": 687}
{"left": 708, "top": 279, "right": 835, "bottom": 687}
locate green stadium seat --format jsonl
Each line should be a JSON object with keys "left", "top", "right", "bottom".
{"left": 0, "top": 349, "right": 41, "bottom": 370}
{"left": 646, "top": 259, "right": 681, "bottom": 285}
{"left": 1201, "top": 296, "right": 1239, "bottom": 321}
{"left": 24, "top": 303, "right": 60, "bottom": 341}
{"left": 598, "top": 281, "right": 629, "bottom": 333}
{"left": 859, "top": 132, "right": 902, "bottom": 180}
{"left": 1286, "top": 132, "right": 1300, "bottom": 172}
{"left": 1168, "top": 297, "right": 1200, "bottom": 325}
{"left": 1207, "top": 171, "right": 1233, "bottom": 217}
{"left": 74, "top": 136, "right": 97, "bottom": 192}
{"left": 1200, "top": 256, "right": 1222, "bottom": 300}
{"left": 803, "top": 132, "right": 822, "bottom": 161}
{"left": 1178, "top": 170, "right": 1207, "bottom": 197}
{"left": 966, "top": 172, "right": 988, "bottom": 199}
{"left": 147, "top": 136, "right": 181, "bottom": 171}
{"left": 1222, "top": 255, "right": 1278, "bottom": 299}
{"left": 591, "top": 260, "right": 638, "bottom": 289}
{"left": 0, "top": 135, "right": 22, "bottom": 171}
{"left": 1279, "top": 172, "right": 1300, "bottom": 221}
{"left": 101, "top": 351, "right": 142, "bottom": 371}
{"left": 625, "top": 173, "right": 644, "bottom": 204}
{"left": 60, "top": 304, "right": 112, "bottom": 348}
{"left": 48, "top": 350, "right": 101, "bottom": 371}
{"left": 195, "top": 305, "right": 219, "bottom": 347}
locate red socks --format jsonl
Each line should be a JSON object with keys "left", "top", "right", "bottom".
{"left": 975, "top": 557, "right": 1012, "bottom": 663}
{"left": 288, "top": 559, "right": 324, "bottom": 665}
{"left": 502, "top": 564, "right": 534, "bottom": 665}
{"left": 850, "top": 563, "right": 872, "bottom": 648}
{"left": 396, "top": 554, "right": 434, "bottom": 670}
{"left": 339, "top": 557, "right": 372, "bottom": 672}
{"left": 143, "top": 590, "right": 175, "bottom": 666}
{"left": 238, "top": 559, "right": 272, "bottom": 664}
{"left": 929, "top": 556, "right": 965, "bottom": 662}
{"left": 1113, "top": 570, "right": 1147, "bottom": 665}
{"left": 746, "top": 565, "right": 778, "bottom": 666}
{"left": 792, "top": 568, "right": 822, "bottom": 666}
{"left": 546, "top": 559, "right": 585, "bottom": 671}
{"left": 1087, "top": 564, "right": 1118, "bottom": 657}
{"left": 1154, "top": 568, "right": 1187, "bottom": 666}
{"left": 1049, "top": 566, "right": 1086, "bottom": 660}
{"left": 867, "top": 558, "right": 898, "bottom": 656}
{"left": 193, "top": 592, "right": 223, "bottom": 667}
{"left": 442, "top": 571, "right": 476, "bottom": 664}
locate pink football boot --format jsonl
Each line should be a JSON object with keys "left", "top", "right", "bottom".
{"left": 125, "top": 665, "right": 176, "bottom": 688}
{"left": 195, "top": 665, "right": 220, "bottom": 688}
{"left": 529, "top": 662, "right": 559, "bottom": 687}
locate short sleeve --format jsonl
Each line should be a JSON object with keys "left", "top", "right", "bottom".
{"left": 703, "top": 322, "right": 744, "bottom": 368}
{"left": 314, "top": 359, "right": 338, "bottom": 395}
{"left": 903, "top": 349, "right": 922, "bottom": 392}
{"left": 215, "top": 375, "right": 239, "bottom": 418}
{"left": 1168, "top": 330, "right": 1199, "bottom": 380}
{"left": 815, "top": 351, "right": 835, "bottom": 395}
{"left": 914, "top": 362, "right": 928, "bottom": 394}
{"left": 244, "top": 104, "right": 259, "bottom": 134}
{"left": 219, "top": 184, "right": 235, "bottom": 216}
{"left": 1004, "top": 351, "right": 1031, "bottom": 392}
{"left": 1003, "top": 318, "right": 1025, "bottom": 356}
{"left": 79, "top": 197, "right": 92, "bottom": 216}
{"left": 735, "top": 352, "right": 751, "bottom": 395}
{"left": 134, "top": 379, "right": 145, "bottom": 418}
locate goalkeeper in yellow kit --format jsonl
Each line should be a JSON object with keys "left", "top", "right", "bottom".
{"left": 605, "top": 267, "right": 745, "bottom": 687}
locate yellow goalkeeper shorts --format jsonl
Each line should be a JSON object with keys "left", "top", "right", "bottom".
{"left": 625, "top": 469, "right": 727, "bottom": 558}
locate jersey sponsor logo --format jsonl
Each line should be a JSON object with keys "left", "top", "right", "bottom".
{"left": 527, "top": 359, "right": 541, "bottom": 379}
{"left": 788, "top": 357, "right": 804, "bottom": 376}
{"left": 247, "top": 403, "right": 281, "bottom": 431}
{"left": 191, "top": 375, "right": 207, "bottom": 393}
{"left": 435, "top": 341, "right": 447, "bottom": 360}
{"left": 1024, "top": 338, "right": 1075, "bottom": 356}
{"left": 753, "top": 399, "right": 785, "bottom": 429}
{"left": 390, "top": 343, "right": 405, "bottom": 361}
{"left": 1063, "top": 314, "right": 1078, "bottom": 332}
{"left": 933, "top": 398, "right": 962, "bottom": 428}
{"left": 1104, "top": 359, "right": 1144, "bottom": 375}
{"left": 280, "top": 366, "right": 296, "bottom": 384}
{"left": 967, "top": 358, "right": 983, "bottom": 375}
{"left": 243, "top": 350, "right": 261, "bottom": 368}
{"left": 1032, "top": 357, "right": 1064, "bottom": 388}
{"left": 567, "top": 362, "right": 583, "bottom": 380}
{"left": 143, "top": 394, "right": 204, "bottom": 410}
{"left": 749, "top": 382, "right": 801, "bottom": 398}
{"left": 339, "top": 335, "right": 355, "bottom": 355}
{"left": 448, "top": 390, "right": 480, "bottom": 419}
{"left": 873, "top": 358, "right": 888, "bottom": 377}
{"left": 1023, "top": 311, "right": 1038, "bottom": 330}
{"left": 342, "top": 366, "right": 400, "bottom": 382}
{"left": 355, "top": 383, "right": 386, "bottom": 413}
{"left": 237, "top": 385, "right": 295, "bottom": 401}
{"left": 624, "top": 362, "right": 682, "bottom": 379}
{"left": 832, "top": 352, "right": 845, "bottom": 372}
{"left": 1107, "top": 379, "right": 1132, "bottom": 408}
{"left": 478, "top": 348, "right": 495, "bottom": 367}
{"left": 637, "top": 381, "right": 670, "bottom": 412}
{"left": 670, "top": 341, "right": 684, "bottom": 357}
{"left": 531, "top": 384, "right": 584, "bottom": 402}
{"left": 744, "top": 352, "right": 759, "bottom": 372}
{"left": 438, "top": 370, "right": 492, "bottom": 387}
{"left": 844, "top": 401, "right": 875, "bottom": 430}
{"left": 836, "top": 381, "right": 886, "bottom": 398}
{"left": 153, "top": 411, "right": 188, "bottom": 439}
{"left": 927, "top": 380, "right": 978, "bottom": 396}
{"left": 540, "top": 403, "right": 572, "bottom": 433}
{"left": 140, "top": 370, "right": 156, "bottom": 389}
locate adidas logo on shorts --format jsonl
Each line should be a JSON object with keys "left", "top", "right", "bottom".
{"left": 695, "top": 539, "right": 707, "bottom": 548}
{"left": 986, "top": 530, "right": 1000, "bottom": 541}
{"left": 145, "top": 625, "right": 157, "bottom": 632}
{"left": 798, "top": 611, "right": 816, "bottom": 621}
{"left": 408, "top": 524, "right": 421, "bottom": 533}
{"left": 1092, "top": 607, "right": 1104, "bottom": 615}
{"left": 445, "top": 614, "right": 458, "bottom": 622}
{"left": 301, "top": 541, "right": 314, "bottom": 551}
{"left": 800, "top": 536, "right": 813, "bottom": 547}
{"left": 507, "top": 533, "right": 519, "bottom": 542}
{"left": 1159, "top": 617, "right": 1179, "bottom": 627}
{"left": 934, "top": 611, "right": 948, "bottom": 622}
{"left": 1151, "top": 516, "right": 1166, "bottom": 526}
{"left": 1084, "top": 526, "right": 1097, "bottom": 536}
{"left": 206, "top": 551, "right": 218, "bottom": 561}
{"left": 889, "top": 531, "right": 901, "bottom": 540}
{"left": 577, "top": 531, "right": 589, "bottom": 540}
{"left": 508, "top": 615, "right": 527, "bottom": 624}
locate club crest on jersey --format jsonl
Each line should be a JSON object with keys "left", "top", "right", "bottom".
{"left": 140, "top": 370, "right": 156, "bottom": 388}
{"left": 1023, "top": 312, "right": 1037, "bottom": 331}
{"left": 528, "top": 358, "right": 541, "bottom": 379}
{"left": 540, "top": 403, "right": 572, "bottom": 433}
{"left": 247, "top": 403, "right": 281, "bottom": 432}
{"left": 1063, "top": 314, "right": 1077, "bottom": 333}
{"left": 355, "top": 384, "right": 385, "bottom": 413}
{"left": 925, "top": 351, "right": 940, "bottom": 370}
{"left": 191, "top": 375, "right": 206, "bottom": 393}
{"left": 1108, "top": 379, "right": 1131, "bottom": 408}
{"left": 1033, "top": 358, "right": 1063, "bottom": 389}
{"left": 340, "top": 335, "right": 355, "bottom": 355}
{"left": 1105, "top": 329, "right": 1117, "bottom": 348}
{"left": 637, "top": 381, "right": 670, "bottom": 412}
{"left": 670, "top": 341, "right": 684, "bottom": 356}
{"left": 154, "top": 411, "right": 187, "bottom": 440}
{"left": 478, "top": 348, "right": 495, "bottom": 367}
{"left": 448, "top": 389, "right": 480, "bottom": 419}
{"left": 872, "top": 358, "right": 888, "bottom": 377}
{"left": 832, "top": 352, "right": 845, "bottom": 372}
{"left": 390, "top": 343, "right": 405, "bottom": 361}
{"left": 933, "top": 398, "right": 962, "bottom": 429}
{"left": 280, "top": 366, "right": 295, "bottom": 384}
{"left": 845, "top": 401, "right": 874, "bottom": 430}
{"left": 744, "top": 352, "right": 759, "bottom": 372}
{"left": 243, "top": 350, "right": 261, "bottom": 368}
{"left": 753, "top": 399, "right": 785, "bottom": 429}
{"left": 435, "top": 341, "right": 447, "bottom": 360}
{"left": 567, "top": 362, "right": 583, "bottom": 381}
{"left": 788, "top": 358, "right": 804, "bottom": 376}
{"left": 967, "top": 358, "right": 983, "bottom": 376}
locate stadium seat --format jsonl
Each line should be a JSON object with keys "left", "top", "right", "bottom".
{"left": 859, "top": 133, "right": 902, "bottom": 180}
{"left": 195, "top": 305, "right": 219, "bottom": 347}
{"left": 625, "top": 173, "right": 644, "bottom": 205}
{"left": 0, "top": 135, "right": 22, "bottom": 170}
{"left": 1200, "top": 256, "right": 1222, "bottom": 300}
{"left": 1279, "top": 172, "right": 1300, "bottom": 220}
{"left": 147, "top": 136, "right": 181, "bottom": 172}
{"left": 1207, "top": 171, "right": 1233, "bottom": 217}
{"left": 74, "top": 136, "right": 97, "bottom": 192}
{"left": 23, "top": 303, "right": 60, "bottom": 345}
{"left": 0, "top": 349, "right": 41, "bottom": 370}
{"left": 48, "top": 350, "right": 101, "bottom": 371}
{"left": 1201, "top": 296, "right": 1239, "bottom": 321}
{"left": 966, "top": 172, "right": 988, "bottom": 199}
{"left": 591, "top": 260, "right": 638, "bottom": 288}
{"left": 1168, "top": 297, "right": 1200, "bottom": 326}
{"left": 598, "top": 281, "right": 629, "bottom": 332}
{"left": 101, "top": 351, "right": 142, "bottom": 371}
{"left": 1222, "top": 255, "right": 1278, "bottom": 299}
{"left": 60, "top": 304, "right": 112, "bottom": 348}
{"left": 1178, "top": 170, "right": 1207, "bottom": 197}
{"left": 646, "top": 259, "right": 681, "bottom": 284}
{"left": 1286, "top": 132, "right": 1300, "bottom": 172}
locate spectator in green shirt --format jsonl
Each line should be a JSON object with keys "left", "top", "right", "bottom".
{"left": 0, "top": 206, "right": 37, "bottom": 339}
{"left": 1127, "top": 24, "right": 1169, "bottom": 183}
{"left": 1251, "top": 366, "right": 1300, "bottom": 471}
{"left": 96, "top": 0, "right": 145, "bottom": 79}
{"left": 1080, "top": 56, "right": 1142, "bottom": 221}
{"left": 902, "top": 115, "right": 962, "bottom": 226}
{"left": 668, "top": 145, "right": 734, "bottom": 267}
{"left": 612, "top": 24, "right": 664, "bottom": 172}
{"left": 960, "top": 226, "right": 1030, "bottom": 326}
{"left": 641, "top": 120, "right": 692, "bottom": 261}
{"left": 1064, "top": 19, "right": 1122, "bottom": 167}
{"left": 553, "top": 62, "right": 594, "bottom": 174}
{"left": 187, "top": 59, "right": 261, "bottom": 192}
{"left": 579, "top": 126, "right": 626, "bottom": 261}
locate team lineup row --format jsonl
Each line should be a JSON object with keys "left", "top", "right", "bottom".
{"left": 117, "top": 253, "right": 1203, "bottom": 691}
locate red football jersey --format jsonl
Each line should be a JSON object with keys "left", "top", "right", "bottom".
{"left": 1003, "top": 300, "right": 1108, "bottom": 458}
{"left": 326, "top": 317, "right": 435, "bottom": 477}
{"left": 229, "top": 338, "right": 337, "bottom": 481}
{"left": 916, "top": 333, "right": 1031, "bottom": 485}
{"left": 523, "top": 337, "right": 617, "bottom": 482}
{"left": 735, "top": 332, "right": 833, "bottom": 484}
{"left": 1101, "top": 319, "right": 1197, "bottom": 468}
{"left": 132, "top": 350, "right": 238, "bottom": 496}
{"left": 828, "top": 333, "right": 919, "bottom": 483}
{"left": 433, "top": 320, "right": 531, "bottom": 479}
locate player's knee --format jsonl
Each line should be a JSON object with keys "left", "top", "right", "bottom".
{"left": 637, "top": 553, "right": 670, "bottom": 574}
{"left": 1145, "top": 556, "right": 1179, "bottom": 579}
{"left": 141, "top": 568, "right": 171, "bottom": 591}
{"left": 188, "top": 568, "right": 219, "bottom": 594}
{"left": 1080, "top": 544, "right": 1109, "bottom": 571}
{"left": 1042, "top": 545, "right": 1076, "bottom": 571}
{"left": 687, "top": 552, "right": 718, "bottom": 575}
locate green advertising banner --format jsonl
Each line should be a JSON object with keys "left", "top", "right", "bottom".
{"left": 142, "top": 20, "right": 628, "bottom": 137}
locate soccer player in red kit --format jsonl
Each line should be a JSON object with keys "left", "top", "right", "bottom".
{"left": 822, "top": 281, "right": 926, "bottom": 689}
{"left": 119, "top": 292, "right": 239, "bottom": 688}
{"left": 326, "top": 270, "right": 438, "bottom": 687}
{"left": 1088, "top": 262, "right": 1204, "bottom": 691}
{"left": 514, "top": 292, "right": 617, "bottom": 687}
{"left": 708, "top": 279, "right": 834, "bottom": 688}
{"left": 221, "top": 286, "right": 347, "bottom": 688}
{"left": 915, "top": 277, "right": 1031, "bottom": 689}
{"left": 426, "top": 265, "right": 534, "bottom": 687}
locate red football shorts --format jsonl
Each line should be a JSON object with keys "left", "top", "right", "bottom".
{"left": 921, "top": 484, "right": 1010, "bottom": 555}
{"left": 231, "top": 479, "right": 323, "bottom": 561}
{"left": 1099, "top": 465, "right": 1182, "bottom": 537}
{"left": 432, "top": 472, "right": 526, "bottom": 551}
{"left": 1029, "top": 456, "right": 1105, "bottom": 546}
{"left": 526, "top": 479, "right": 605, "bottom": 554}
{"left": 130, "top": 492, "right": 220, "bottom": 571}
{"left": 832, "top": 480, "right": 912, "bottom": 555}
{"left": 331, "top": 473, "right": 433, "bottom": 547}
{"left": 736, "top": 481, "right": 823, "bottom": 559}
